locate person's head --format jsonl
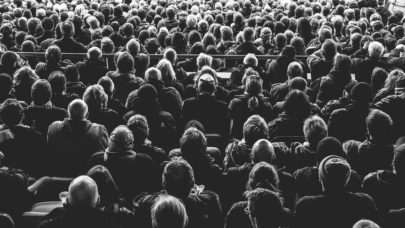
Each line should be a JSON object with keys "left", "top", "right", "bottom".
{"left": 243, "top": 115, "right": 269, "bottom": 146}
{"left": 162, "top": 158, "right": 195, "bottom": 198}
{"left": 247, "top": 188, "right": 286, "bottom": 228}
{"left": 371, "top": 67, "right": 388, "bottom": 93}
{"left": 60, "top": 21, "right": 75, "bottom": 37}
{"left": 0, "top": 99, "right": 24, "bottom": 126}
{"left": 243, "top": 53, "right": 258, "bottom": 67}
{"left": 221, "top": 26, "right": 233, "bottom": 41}
{"left": 250, "top": 139, "right": 276, "bottom": 164}
{"left": 196, "top": 53, "right": 213, "bottom": 70}
{"left": 303, "top": 115, "right": 328, "bottom": 148}
{"left": 127, "top": 114, "right": 149, "bottom": 145}
{"left": 368, "top": 41, "right": 384, "bottom": 59}
{"left": 351, "top": 82, "right": 373, "bottom": 104}
{"left": 151, "top": 195, "right": 188, "bottom": 228}
{"left": 243, "top": 27, "right": 256, "bottom": 43}
{"left": 67, "top": 176, "right": 99, "bottom": 208}
{"left": 288, "top": 77, "right": 307, "bottom": 91}
{"left": 283, "top": 90, "right": 311, "bottom": 120}
{"left": 145, "top": 67, "right": 162, "bottom": 83}
{"left": 45, "top": 45, "right": 61, "bottom": 64}
{"left": 322, "top": 39, "right": 337, "bottom": 61}
{"left": 87, "top": 47, "right": 102, "bottom": 62}
{"left": 126, "top": 39, "right": 141, "bottom": 58}
{"left": 290, "top": 37, "right": 306, "bottom": 55}
{"left": 86, "top": 165, "right": 120, "bottom": 207}
{"left": 287, "top": 61, "right": 303, "bottom": 79}
{"left": 366, "top": 109, "right": 393, "bottom": 144}
{"left": 101, "top": 37, "right": 115, "bottom": 53}
{"left": 97, "top": 76, "right": 114, "bottom": 98}
{"left": 316, "top": 137, "right": 346, "bottom": 164}
{"left": 83, "top": 85, "right": 108, "bottom": 113}
{"left": 334, "top": 54, "right": 352, "bottom": 73}
{"left": 180, "top": 127, "right": 207, "bottom": 161}
{"left": 31, "top": 79, "right": 52, "bottom": 105}
{"left": 1, "top": 51, "right": 19, "bottom": 69}
{"left": 117, "top": 52, "right": 134, "bottom": 74}
{"left": 246, "top": 162, "right": 279, "bottom": 192}
{"left": 156, "top": 59, "right": 176, "bottom": 83}
{"left": 197, "top": 74, "right": 216, "bottom": 95}
{"left": 319, "top": 155, "right": 351, "bottom": 193}
{"left": 163, "top": 48, "right": 177, "bottom": 65}
{"left": 352, "top": 219, "right": 380, "bottom": 228}
{"left": 109, "top": 125, "right": 134, "bottom": 152}
{"left": 68, "top": 99, "right": 88, "bottom": 121}
{"left": 48, "top": 71, "right": 66, "bottom": 95}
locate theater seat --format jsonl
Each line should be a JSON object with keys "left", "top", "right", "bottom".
{"left": 31, "top": 201, "right": 63, "bottom": 213}
{"left": 17, "top": 212, "right": 47, "bottom": 228}
{"left": 0, "top": 213, "right": 14, "bottom": 228}
{"left": 34, "top": 177, "right": 73, "bottom": 202}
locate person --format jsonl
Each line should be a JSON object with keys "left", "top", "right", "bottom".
{"left": 307, "top": 39, "right": 337, "bottom": 82}
{"left": 39, "top": 176, "right": 117, "bottom": 228}
{"left": 35, "top": 45, "right": 65, "bottom": 80}
{"left": 47, "top": 99, "right": 108, "bottom": 176}
{"left": 0, "top": 51, "right": 20, "bottom": 76}
{"left": 229, "top": 75, "right": 273, "bottom": 139}
{"left": 0, "top": 74, "right": 14, "bottom": 104}
{"left": 268, "top": 90, "right": 312, "bottom": 139}
{"left": 37, "top": 17, "right": 55, "bottom": 45}
{"left": 182, "top": 74, "right": 229, "bottom": 139}
{"left": 294, "top": 137, "right": 362, "bottom": 198}
{"left": 88, "top": 125, "right": 159, "bottom": 205}
{"left": 49, "top": 71, "right": 79, "bottom": 110}
{"left": 65, "top": 65, "right": 86, "bottom": 98}
{"left": 97, "top": 76, "right": 127, "bottom": 117}
{"left": 295, "top": 155, "right": 377, "bottom": 228}
{"left": 375, "top": 76, "right": 405, "bottom": 140}
{"left": 357, "top": 110, "right": 394, "bottom": 176}
{"left": 13, "top": 66, "right": 39, "bottom": 104}
{"left": 352, "top": 41, "right": 388, "bottom": 84}
{"left": 76, "top": 47, "right": 109, "bottom": 85}
{"left": 134, "top": 158, "right": 223, "bottom": 228}
{"left": 106, "top": 52, "right": 144, "bottom": 104}
{"left": 151, "top": 195, "right": 188, "bottom": 228}
{"left": 23, "top": 79, "right": 67, "bottom": 135}
{"left": 353, "top": 220, "right": 380, "bottom": 228}
{"left": 266, "top": 45, "right": 303, "bottom": 84}
{"left": 52, "top": 21, "right": 87, "bottom": 53}
{"left": 270, "top": 61, "right": 305, "bottom": 104}
{"left": 235, "top": 27, "right": 263, "bottom": 55}
{"left": 82, "top": 85, "right": 123, "bottom": 133}
{"left": 0, "top": 99, "right": 46, "bottom": 177}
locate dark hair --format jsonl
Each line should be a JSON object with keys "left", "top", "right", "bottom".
{"left": 162, "top": 158, "right": 195, "bottom": 198}
{"left": 0, "top": 73, "right": 13, "bottom": 98}
{"left": 31, "top": 79, "right": 52, "bottom": 105}
{"left": 64, "top": 65, "right": 80, "bottom": 82}
{"left": 180, "top": 127, "right": 207, "bottom": 161}
{"left": 243, "top": 115, "right": 269, "bottom": 146}
{"left": 246, "top": 162, "right": 279, "bottom": 192}
{"left": 366, "top": 109, "right": 393, "bottom": 144}
{"left": 87, "top": 165, "right": 120, "bottom": 207}
{"left": 48, "top": 71, "right": 66, "bottom": 94}
{"left": 117, "top": 52, "right": 134, "bottom": 73}
{"left": 0, "top": 99, "right": 24, "bottom": 126}
{"left": 283, "top": 90, "right": 311, "bottom": 120}
{"left": 316, "top": 137, "right": 346, "bottom": 164}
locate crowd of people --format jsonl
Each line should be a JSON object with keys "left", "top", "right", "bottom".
{"left": 1, "top": 0, "right": 405, "bottom": 227}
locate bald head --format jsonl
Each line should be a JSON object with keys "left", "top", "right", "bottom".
{"left": 68, "top": 176, "right": 99, "bottom": 207}
{"left": 250, "top": 139, "right": 276, "bottom": 164}
{"left": 68, "top": 99, "right": 88, "bottom": 121}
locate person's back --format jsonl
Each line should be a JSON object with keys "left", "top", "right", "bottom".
{"left": 47, "top": 99, "right": 108, "bottom": 176}
{"left": 53, "top": 21, "right": 87, "bottom": 53}
{"left": 76, "top": 47, "right": 109, "bottom": 85}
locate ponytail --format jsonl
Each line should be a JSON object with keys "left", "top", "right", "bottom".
{"left": 248, "top": 96, "right": 259, "bottom": 111}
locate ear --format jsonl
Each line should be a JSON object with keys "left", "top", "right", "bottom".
{"left": 249, "top": 153, "right": 254, "bottom": 162}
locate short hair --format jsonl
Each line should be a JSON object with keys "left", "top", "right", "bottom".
{"left": 151, "top": 195, "right": 188, "bottom": 228}
{"left": 303, "top": 115, "right": 328, "bottom": 147}
{"left": 31, "top": 79, "right": 52, "bottom": 105}
{"left": 68, "top": 176, "right": 99, "bottom": 207}
{"left": 288, "top": 77, "right": 307, "bottom": 91}
{"left": 368, "top": 41, "right": 384, "bottom": 58}
{"left": 316, "top": 137, "right": 346, "bottom": 164}
{"left": 322, "top": 39, "right": 337, "bottom": 60}
{"left": 64, "top": 65, "right": 80, "bottom": 82}
{"left": 145, "top": 67, "right": 162, "bottom": 83}
{"left": 127, "top": 114, "right": 149, "bottom": 144}
{"left": 162, "top": 158, "right": 195, "bottom": 197}
{"left": 246, "top": 162, "right": 279, "bottom": 191}
{"left": 48, "top": 71, "right": 66, "bottom": 94}
{"left": 186, "top": 14, "right": 197, "bottom": 28}
{"left": 243, "top": 115, "right": 269, "bottom": 146}
{"left": 87, "top": 47, "right": 102, "bottom": 61}
{"left": 83, "top": 85, "right": 108, "bottom": 113}
{"left": 334, "top": 54, "right": 352, "bottom": 73}
{"left": 244, "top": 53, "right": 258, "bottom": 66}
{"left": 163, "top": 48, "right": 177, "bottom": 64}
{"left": 117, "top": 52, "right": 134, "bottom": 73}
{"left": 45, "top": 45, "right": 61, "bottom": 63}
{"left": 366, "top": 109, "right": 393, "bottom": 144}
{"left": 156, "top": 59, "right": 176, "bottom": 83}
{"left": 318, "top": 155, "right": 351, "bottom": 193}
{"left": 283, "top": 90, "right": 311, "bottom": 119}
{"left": 126, "top": 39, "right": 140, "bottom": 57}
{"left": 196, "top": 53, "right": 213, "bottom": 70}
{"left": 60, "top": 21, "right": 75, "bottom": 37}
{"left": 180, "top": 127, "right": 207, "bottom": 160}
{"left": 353, "top": 219, "right": 380, "bottom": 228}
{"left": 247, "top": 188, "right": 285, "bottom": 228}
{"left": 287, "top": 61, "right": 304, "bottom": 79}
{"left": 251, "top": 139, "right": 276, "bottom": 165}
{"left": 98, "top": 76, "right": 114, "bottom": 97}
{"left": 0, "top": 99, "right": 24, "bottom": 126}
{"left": 68, "top": 99, "right": 88, "bottom": 121}
{"left": 243, "top": 27, "right": 255, "bottom": 42}
{"left": 109, "top": 125, "right": 134, "bottom": 152}
{"left": 1, "top": 51, "right": 18, "bottom": 67}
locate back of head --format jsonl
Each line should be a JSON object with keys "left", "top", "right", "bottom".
{"left": 316, "top": 137, "right": 346, "bottom": 164}
{"left": 97, "top": 76, "right": 114, "bottom": 97}
{"left": 83, "top": 85, "right": 108, "bottom": 113}
{"left": 31, "top": 79, "right": 52, "bottom": 105}
{"left": 251, "top": 139, "right": 276, "bottom": 164}
{"left": 366, "top": 109, "right": 393, "bottom": 144}
{"left": 243, "top": 53, "right": 258, "bottom": 67}
{"left": 0, "top": 99, "right": 24, "bottom": 126}
{"left": 109, "top": 125, "right": 134, "bottom": 152}
{"left": 303, "top": 115, "right": 328, "bottom": 148}
{"left": 352, "top": 219, "right": 380, "bottom": 228}
{"left": 243, "top": 115, "right": 269, "bottom": 146}
{"left": 287, "top": 61, "right": 303, "bottom": 79}
{"left": 65, "top": 65, "right": 80, "bottom": 82}
{"left": 152, "top": 195, "right": 188, "bottom": 228}
{"left": 163, "top": 48, "right": 177, "bottom": 64}
{"left": 60, "top": 21, "right": 75, "bottom": 37}
{"left": 318, "top": 155, "right": 351, "bottom": 193}
{"left": 180, "top": 127, "right": 207, "bottom": 161}
{"left": 247, "top": 188, "right": 285, "bottom": 228}
{"left": 49, "top": 71, "right": 66, "bottom": 94}
{"left": 156, "top": 59, "right": 175, "bottom": 83}
{"left": 126, "top": 39, "right": 140, "bottom": 57}
{"left": 162, "top": 158, "right": 195, "bottom": 198}
{"left": 288, "top": 77, "right": 307, "bottom": 91}
{"left": 322, "top": 39, "right": 337, "bottom": 61}
{"left": 145, "top": 67, "right": 162, "bottom": 84}
{"left": 334, "top": 54, "right": 352, "bottom": 73}
{"left": 0, "top": 51, "right": 18, "bottom": 68}
{"left": 351, "top": 82, "right": 372, "bottom": 103}
{"left": 68, "top": 176, "right": 99, "bottom": 208}
{"left": 368, "top": 41, "right": 384, "bottom": 59}
{"left": 45, "top": 45, "right": 61, "bottom": 64}
{"left": 283, "top": 90, "right": 311, "bottom": 120}
{"left": 68, "top": 99, "right": 88, "bottom": 121}
{"left": 197, "top": 74, "right": 216, "bottom": 95}
{"left": 117, "top": 52, "right": 134, "bottom": 73}
{"left": 87, "top": 47, "right": 102, "bottom": 61}
{"left": 247, "top": 162, "right": 279, "bottom": 192}
{"left": 86, "top": 165, "right": 120, "bottom": 206}
{"left": 196, "top": 53, "right": 213, "bottom": 70}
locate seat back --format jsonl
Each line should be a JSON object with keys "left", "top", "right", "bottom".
{"left": 0, "top": 213, "right": 14, "bottom": 228}
{"left": 34, "top": 177, "right": 73, "bottom": 202}
{"left": 17, "top": 212, "right": 47, "bottom": 228}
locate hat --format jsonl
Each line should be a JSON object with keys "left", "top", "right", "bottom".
{"left": 319, "top": 155, "right": 351, "bottom": 190}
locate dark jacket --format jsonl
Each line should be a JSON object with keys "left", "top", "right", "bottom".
{"left": 352, "top": 57, "right": 388, "bottom": 84}
{"left": 374, "top": 93, "right": 405, "bottom": 139}
{"left": 23, "top": 104, "right": 67, "bottom": 136}
{"left": 357, "top": 140, "right": 394, "bottom": 177}
{"left": 267, "top": 55, "right": 300, "bottom": 84}
{"left": 35, "top": 62, "right": 65, "bottom": 80}
{"left": 87, "top": 108, "right": 124, "bottom": 134}
{"left": 106, "top": 71, "right": 144, "bottom": 104}
{"left": 235, "top": 42, "right": 263, "bottom": 55}
{"left": 307, "top": 51, "right": 335, "bottom": 82}
{"left": 37, "top": 30, "right": 55, "bottom": 45}
{"left": 76, "top": 60, "right": 109, "bottom": 85}
{"left": 315, "top": 70, "right": 353, "bottom": 107}
{"left": 47, "top": 118, "right": 109, "bottom": 176}
{"left": 53, "top": 37, "right": 87, "bottom": 53}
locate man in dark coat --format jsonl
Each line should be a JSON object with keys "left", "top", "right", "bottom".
{"left": 47, "top": 99, "right": 108, "bottom": 177}
{"left": 53, "top": 21, "right": 87, "bottom": 53}
{"left": 235, "top": 27, "right": 263, "bottom": 55}
{"left": 307, "top": 39, "right": 337, "bottom": 82}
{"left": 75, "top": 47, "right": 109, "bottom": 86}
